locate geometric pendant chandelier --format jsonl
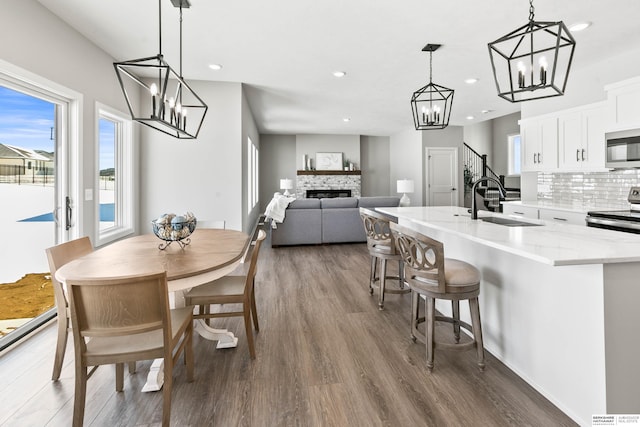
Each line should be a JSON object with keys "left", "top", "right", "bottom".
{"left": 410, "top": 44, "right": 454, "bottom": 130}
{"left": 114, "top": 0, "right": 208, "bottom": 139}
{"left": 487, "top": 0, "right": 576, "bottom": 103}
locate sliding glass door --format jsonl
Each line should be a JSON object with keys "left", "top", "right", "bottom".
{"left": 0, "top": 80, "right": 74, "bottom": 347}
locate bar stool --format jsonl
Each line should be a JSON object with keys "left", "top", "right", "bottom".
{"left": 390, "top": 223, "right": 485, "bottom": 372}
{"left": 359, "top": 208, "right": 409, "bottom": 310}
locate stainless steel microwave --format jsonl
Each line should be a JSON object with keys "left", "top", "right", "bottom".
{"left": 606, "top": 129, "right": 640, "bottom": 168}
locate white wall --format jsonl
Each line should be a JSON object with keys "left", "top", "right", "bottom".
{"left": 390, "top": 129, "right": 423, "bottom": 205}
{"left": 140, "top": 81, "right": 244, "bottom": 231}
{"left": 0, "top": 0, "right": 140, "bottom": 244}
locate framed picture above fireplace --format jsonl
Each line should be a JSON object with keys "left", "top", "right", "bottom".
{"left": 315, "top": 152, "right": 343, "bottom": 170}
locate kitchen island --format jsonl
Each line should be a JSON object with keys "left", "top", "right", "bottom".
{"left": 377, "top": 206, "right": 640, "bottom": 426}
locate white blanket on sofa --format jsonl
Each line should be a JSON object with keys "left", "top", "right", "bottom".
{"left": 264, "top": 193, "right": 296, "bottom": 228}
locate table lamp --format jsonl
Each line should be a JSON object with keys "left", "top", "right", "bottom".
{"left": 397, "top": 179, "right": 414, "bottom": 207}
{"left": 280, "top": 178, "right": 293, "bottom": 196}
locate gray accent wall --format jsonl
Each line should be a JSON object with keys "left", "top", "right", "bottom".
{"left": 360, "top": 135, "right": 390, "bottom": 196}
{"left": 259, "top": 134, "right": 296, "bottom": 211}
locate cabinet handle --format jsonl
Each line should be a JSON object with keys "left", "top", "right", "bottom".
{"left": 537, "top": 153, "right": 541, "bottom": 163}
{"left": 533, "top": 153, "right": 537, "bottom": 164}
{"left": 581, "top": 149, "right": 586, "bottom": 161}
{"left": 514, "top": 211, "right": 525, "bottom": 215}
{"left": 576, "top": 149, "right": 580, "bottom": 161}
{"left": 553, "top": 217, "right": 568, "bottom": 221}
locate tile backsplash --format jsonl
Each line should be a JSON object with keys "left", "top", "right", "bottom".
{"left": 537, "top": 170, "right": 640, "bottom": 209}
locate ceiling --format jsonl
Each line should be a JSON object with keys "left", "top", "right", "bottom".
{"left": 37, "top": 0, "right": 640, "bottom": 136}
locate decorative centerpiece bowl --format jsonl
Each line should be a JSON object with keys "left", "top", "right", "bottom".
{"left": 151, "top": 212, "right": 197, "bottom": 250}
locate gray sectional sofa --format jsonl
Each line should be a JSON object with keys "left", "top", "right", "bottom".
{"left": 270, "top": 196, "right": 400, "bottom": 246}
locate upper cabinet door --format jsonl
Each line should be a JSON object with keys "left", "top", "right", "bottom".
{"left": 538, "top": 117, "right": 558, "bottom": 172}
{"left": 582, "top": 104, "right": 606, "bottom": 169}
{"left": 558, "top": 103, "right": 606, "bottom": 171}
{"left": 520, "top": 117, "right": 558, "bottom": 172}
{"left": 558, "top": 111, "right": 582, "bottom": 169}
{"left": 605, "top": 77, "right": 640, "bottom": 132}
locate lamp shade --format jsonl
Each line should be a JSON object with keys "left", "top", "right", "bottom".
{"left": 397, "top": 179, "right": 415, "bottom": 194}
{"left": 280, "top": 179, "right": 293, "bottom": 190}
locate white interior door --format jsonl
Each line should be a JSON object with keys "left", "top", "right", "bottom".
{"left": 426, "top": 147, "right": 459, "bottom": 206}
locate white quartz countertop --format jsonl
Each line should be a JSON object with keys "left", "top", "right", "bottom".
{"left": 377, "top": 206, "right": 640, "bottom": 266}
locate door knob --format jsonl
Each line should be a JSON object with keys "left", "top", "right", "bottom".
{"left": 451, "top": 188, "right": 456, "bottom": 191}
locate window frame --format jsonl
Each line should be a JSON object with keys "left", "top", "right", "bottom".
{"left": 247, "top": 136, "right": 259, "bottom": 214}
{"left": 507, "top": 133, "right": 522, "bottom": 177}
{"left": 95, "top": 102, "right": 134, "bottom": 246}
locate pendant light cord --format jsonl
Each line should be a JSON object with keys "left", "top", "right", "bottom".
{"left": 429, "top": 50, "right": 433, "bottom": 84}
{"left": 528, "top": 0, "right": 535, "bottom": 22}
{"left": 158, "top": 0, "right": 162, "bottom": 57}
{"left": 179, "top": 3, "right": 183, "bottom": 78}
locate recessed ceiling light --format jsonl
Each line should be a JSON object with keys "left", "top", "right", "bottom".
{"left": 209, "top": 64, "right": 223, "bottom": 71}
{"left": 569, "top": 22, "right": 592, "bottom": 32}
{"left": 466, "top": 116, "right": 475, "bottom": 120}
{"left": 333, "top": 71, "right": 347, "bottom": 78}
{"left": 465, "top": 78, "right": 479, "bottom": 84}
{"left": 481, "top": 109, "right": 493, "bottom": 114}
{"left": 343, "top": 117, "right": 351, "bottom": 122}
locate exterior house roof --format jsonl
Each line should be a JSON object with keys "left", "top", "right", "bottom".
{"left": 0, "top": 143, "right": 51, "bottom": 161}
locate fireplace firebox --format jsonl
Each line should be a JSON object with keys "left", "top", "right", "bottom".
{"left": 306, "top": 189, "right": 352, "bottom": 199}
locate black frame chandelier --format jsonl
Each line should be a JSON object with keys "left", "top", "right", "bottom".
{"left": 488, "top": 0, "right": 576, "bottom": 103}
{"left": 114, "top": 0, "right": 208, "bottom": 139}
{"left": 411, "top": 44, "right": 454, "bottom": 131}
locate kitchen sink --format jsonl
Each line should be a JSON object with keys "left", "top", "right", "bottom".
{"left": 479, "top": 217, "right": 542, "bottom": 227}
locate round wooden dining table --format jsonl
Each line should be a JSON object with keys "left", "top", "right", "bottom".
{"left": 56, "top": 228, "right": 250, "bottom": 348}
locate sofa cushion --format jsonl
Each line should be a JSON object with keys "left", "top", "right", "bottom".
{"left": 288, "top": 198, "right": 321, "bottom": 209}
{"left": 358, "top": 196, "right": 400, "bottom": 208}
{"left": 271, "top": 208, "right": 322, "bottom": 246}
{"left": 321, "top": 207, "right": 366, "bottom": 243}
{"left": 320, "top": 197, "right": 358, "bottom": 209}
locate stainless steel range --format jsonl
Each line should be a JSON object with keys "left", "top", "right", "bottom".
{"left": 586, "top": 187, "right": 640, "bottom": 233}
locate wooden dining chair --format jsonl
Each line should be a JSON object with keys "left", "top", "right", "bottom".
{"left": 184, "top": 229, "right": 266, "bottom": 359}
{"left": 66, "top": 271, "right": 194, "bottom": 427}
{"left": 45, "top": 236, "right": 94, "bottom": 381}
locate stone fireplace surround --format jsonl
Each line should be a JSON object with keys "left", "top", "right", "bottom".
{"left": 295, "top": 170, "right": 361, "bottom": 199}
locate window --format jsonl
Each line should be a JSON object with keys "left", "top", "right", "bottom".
{"left": 508, "top": 133, "right": 521, "bottom": 176}
{"left": 247, "top": 137, "right": 259, "bottom": 213}
{"left": 96, "top": 103, "right": 133, "bottom": 245}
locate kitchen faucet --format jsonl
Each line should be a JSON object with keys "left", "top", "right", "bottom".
{"left": 470, "top": 177, "right": 507, "bottom": 220}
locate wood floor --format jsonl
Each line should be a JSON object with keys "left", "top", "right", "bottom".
{"left": 0, "top": 237, "right": 577, "bottom": 426}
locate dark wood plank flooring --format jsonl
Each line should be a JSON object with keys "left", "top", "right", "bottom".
{"left": 0, "top": 238, "right": 577, "bottom": 426}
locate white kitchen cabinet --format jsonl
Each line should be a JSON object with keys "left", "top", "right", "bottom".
{"left": 605, "top": 76, "right": 640, "bottom": 132}
{"left": 558, "top": 102, "right": 605, "bottom": 170}
{"left": 520, "top": 116, "right": 558, "bottom": 172}
{"left": 503, "top": 202, "right": 588, "bottom": 226}
{"left": 538, "top": 208, "right": 587, "bottom": 226}
{"left": 502, "top": 204, "right": 539, "bottom": 220}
